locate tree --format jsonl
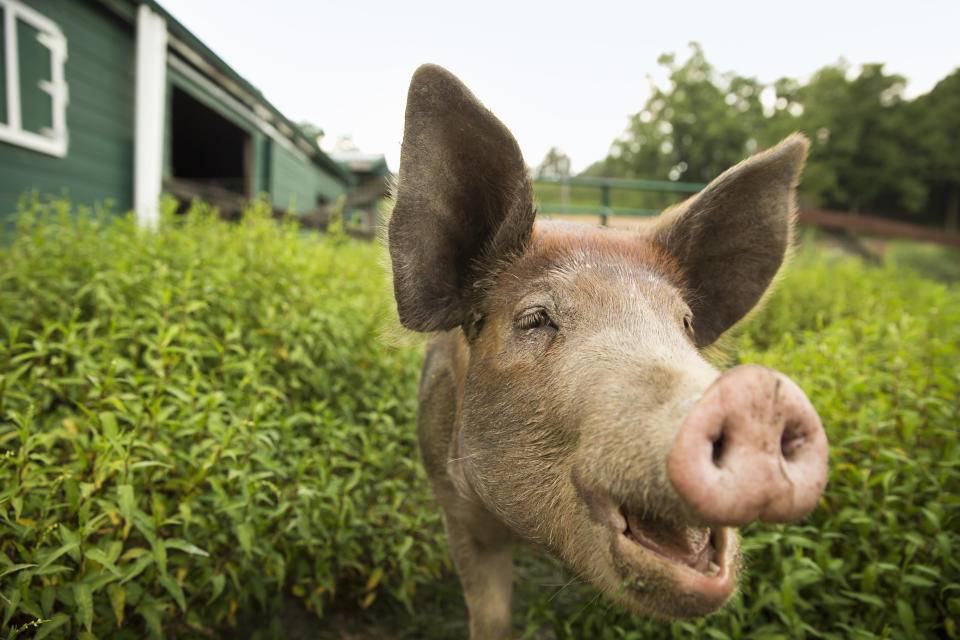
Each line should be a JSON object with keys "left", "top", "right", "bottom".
{"left": 584, "top": 43, "right": 764, "bottom": 183}
{"left": 910, "top": 69, "right": 960, "bottom": 229}
{"left": 588, "top": 46, "right": 958, "bottom": 228}
{"left": 535, "top": 147, "right": 573, "bottom": 179}
{"left": 777, "top": 62, "right": 926, "bottom": 217}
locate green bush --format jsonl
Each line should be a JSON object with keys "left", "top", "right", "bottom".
{"left": 0, "top": 197, "right": 442, "bottom": 638}
{"left": 1, "top": 198, "right": 957, "bottom": 639}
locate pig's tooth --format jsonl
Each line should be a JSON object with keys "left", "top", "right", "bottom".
{"left": 706, "top": 562, "right": 720, "bottom": 576}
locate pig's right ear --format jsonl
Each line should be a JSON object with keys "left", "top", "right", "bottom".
{"left": 388, "top": 64, "right": 535, "bottom": 332}
{"left": 648, "top": 135, "right": 809, "bottom": 347}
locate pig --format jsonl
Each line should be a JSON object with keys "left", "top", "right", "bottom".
{"left": 388, "top": 64, "right": 829, "bottom": 640}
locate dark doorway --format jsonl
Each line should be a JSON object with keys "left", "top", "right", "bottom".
{"left": 170, "top": 86, "right": 251, "bottom": 197}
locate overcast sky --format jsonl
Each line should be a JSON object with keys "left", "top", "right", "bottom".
{"left": 158, "top": 0, "right": 959, "bottom": 174}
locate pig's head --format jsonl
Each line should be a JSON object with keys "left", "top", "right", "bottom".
{"left": 389, "top": 65, "right": 828, "bottom": 619}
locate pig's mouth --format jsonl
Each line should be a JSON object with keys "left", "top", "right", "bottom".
{"left": 572, "top": 473, "right": 738, "bottom": 613}
{"left": 606, "top": 502, "right": 738, "bottom": 612}
{"left": 620, "top": 506, "right": 720, "bottom": 575}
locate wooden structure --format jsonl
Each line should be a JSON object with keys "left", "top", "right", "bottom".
{"left": 0, "top": 0, "right": 352, "bottom": 225}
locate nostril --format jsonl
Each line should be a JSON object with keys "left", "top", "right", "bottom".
{"left": 711, "top": 431, "right": 725, "bottom": 467}
{"left": 780, "top": 421, "right": 806, "bottom": 460}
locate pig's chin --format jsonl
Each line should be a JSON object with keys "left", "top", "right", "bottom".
{"left": 578, "top": 490, "right": 739, "bottom": 617}
{"left": 611, "top": 505, "right": 737, "bottom": 615}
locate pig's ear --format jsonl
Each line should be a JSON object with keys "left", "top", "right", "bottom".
{"left": 649, "top": 134, "right": 809, "bottom": 347}
{"left": 388, "top": 64, "right": 535, "bottom": 332}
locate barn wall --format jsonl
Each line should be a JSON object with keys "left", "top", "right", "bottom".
{"left": 270, "top": 142, "right": 346, "bottom": 213}
{"left": 1, "top": 0, "right": 347, "bottom": 225}
{"left": 0, "top": 0, "right": 136, "bottom": 220}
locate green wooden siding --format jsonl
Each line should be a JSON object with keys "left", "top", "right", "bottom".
{"left": 2, "top": 0, "right": 347, "bottom": 224}
{"left": 18, "top": 18, "right": 53, "bottom": 135}
{"left": 0, "top": 6, "right": 7, "bottom": 125}
{"left": 270, "top": 143, "right": 345, "bottom": 213}
{"left": 0, "top": 0, "right": 135, "bottom": 220}
{"left": 253, "top": 133, "right": 269, "bottom": 196}
{"left": 169, "top": 65, "right": 344, "bottom": 212}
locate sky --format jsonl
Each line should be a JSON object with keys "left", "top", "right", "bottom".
{"left": 158, "top": 0, "right": 959, "bottom": 175}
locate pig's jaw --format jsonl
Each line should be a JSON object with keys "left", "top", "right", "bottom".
{"left": 611, "top": 507, "right": 738, "bottom": 614}
{"left": 577, "top": 481, "right": 739, "bottom": 616}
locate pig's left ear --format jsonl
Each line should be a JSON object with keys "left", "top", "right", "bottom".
{"left": 649, "top": 134, "right": 809, "bottom": 347}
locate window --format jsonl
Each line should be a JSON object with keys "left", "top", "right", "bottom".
{"left": 0, "top": 0, "right": 68, "bottom": 157}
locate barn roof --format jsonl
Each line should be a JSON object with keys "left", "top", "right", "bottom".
{"left": 99, "top": 0, "right": 353, "bottom": 186}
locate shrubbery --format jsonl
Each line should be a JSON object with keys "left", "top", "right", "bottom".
{"left": 1, "top": 200, "right": 957, "bottom": 638}
{"left": 0, "top": 198, "right": 441, "bottom": 638}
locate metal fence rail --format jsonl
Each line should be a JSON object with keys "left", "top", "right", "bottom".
{"left": 533, "top": 175, "right": 705, "bottom": 225}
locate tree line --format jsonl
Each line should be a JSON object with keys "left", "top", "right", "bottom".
{"left": 541, "top": 43, "right": 959, "bottom": 230}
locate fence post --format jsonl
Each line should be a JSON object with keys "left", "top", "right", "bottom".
{"left": 601, "top": 184, "right": 611, "bottom": 226}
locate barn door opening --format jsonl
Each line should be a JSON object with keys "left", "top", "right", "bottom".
{"left": 167, "top": 85, "right": 252, "bottom": 211}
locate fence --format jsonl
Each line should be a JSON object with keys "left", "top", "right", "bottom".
{"left": 533, "top": 175, "right": 703, "bottom": 225}
{"left": 533, "top": 176, "right": 960, "bottom": 248}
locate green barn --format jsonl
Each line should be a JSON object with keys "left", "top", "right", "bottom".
{"left": 0, "top": 0, "right": 352, "bottom": 225}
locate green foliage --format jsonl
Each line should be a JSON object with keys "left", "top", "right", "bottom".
{"left": 534, "top": 148, "right": 573, "bottom": 179}
{"left": 325, "top": 194, "right": 347, "bottom": 243}
{"left": 779, "top": 63, "right": 925, "bottom": 217}
{"left": 1, "top": 197, "right": 957, "bottom": 638}
{"left": 0, "top": 197, "right": 442, "bottom": 638}
{"left": 586, "top": 44, "right": 960, "bottom": 229}
{"left": 586, "top": 43, "right": 766, "bottom": 185}
{"left": 909, "top": 69, "right": 960, "bottom": 229}
{"left": 885, "top": 239, "right": 960, "bottom": 283}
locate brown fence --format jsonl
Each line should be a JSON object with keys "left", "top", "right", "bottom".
{"left": 798, "top": 207, "right": 960, "bottom": 249}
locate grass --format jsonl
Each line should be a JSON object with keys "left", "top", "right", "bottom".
{"left": 0, "top": 198, "right": 957, "bottom": 639}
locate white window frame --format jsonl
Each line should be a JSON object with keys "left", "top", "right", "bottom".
{"left": 0, "top": 0, "right": 68, "bottom": 157}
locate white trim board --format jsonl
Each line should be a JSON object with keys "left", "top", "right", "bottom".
{"left": 0, "top": 0, "right": 69, "bottom": 157}
{"left": 133, "top": 3, "right": 167, "bottom": 227}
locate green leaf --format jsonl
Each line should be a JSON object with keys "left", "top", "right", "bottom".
{"left": 0, "top": 563, "right": 37, "bottom": 579}
{"left": 74, "top": 583, "right": 93, "bottom": 632}
{"left": 107, "top": 583, "right": 125, "bottom": 627}
{"left": 84, "top": 547, "right": 122, "bottom": 577}
{"left": 38, "top": 542, "right": 78, "bottom": 571}
{"left": 33, "top": 563, "right": 72, "bottom": 577}
{"left": 152, "top": 538, "right": 167, "bottom": 576}
{"left": 117, "top": 484, "right": 135, "bottom": 523}
{"left": 208, "top": 573, "right": 226, "bottom": 603}
{"left": 99, "top": 411, "right": 118, "bottom": 439}
{"left": 120, "top": 554, "right": 153, "bottom": 584}
{"left": 896, "top": 600, "right": 916, "bottom": 639}
{"left": 34, "top": 613, "right": 71, "bottom": 640}
{"left": 139, "top": 603, "right": 163, "bottom": 638}
{"left": 41, "top": 585, "right": 55, "bottom": 616}
{"left": 159, "top": 573, "right": 187, "bottom": 612}
{"left": 236, "top": 522, "right": 253, "bottom": 556}
{"left": 58, "top": 525, "right": 82, "bottom": 563}
{"left": 165, "top": 538, "right": 210, "bottom": 557}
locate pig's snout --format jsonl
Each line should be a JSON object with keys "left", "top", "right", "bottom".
{"left": 668, "top": 365, "right": 828, "bottom": 527}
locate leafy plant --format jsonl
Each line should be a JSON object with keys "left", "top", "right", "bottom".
{"left": 0, "top": 196, "right": 442, "bottom": 638}
{"left": 0, "top": 196, "right": 957, "bottom": 639}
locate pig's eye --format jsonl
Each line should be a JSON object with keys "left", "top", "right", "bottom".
{"left": 682, "top": 313, "right": 694, "bottom": 334}
{"left": 516, "top": 309, "right": 556, "bottom": 331}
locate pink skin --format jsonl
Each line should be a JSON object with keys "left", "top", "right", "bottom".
{"left": 668, "top": 365, "right": 829, "bottom": 527}
{"left": 580, "top": 478, "right": 740, "bottom": 614}
{"left": 579, "top": 364, "right": 827, "bottom": 614}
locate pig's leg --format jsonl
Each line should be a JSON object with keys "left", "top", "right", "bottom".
{"left": 445, "top": 515, "right": 514, "bottom": 640}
